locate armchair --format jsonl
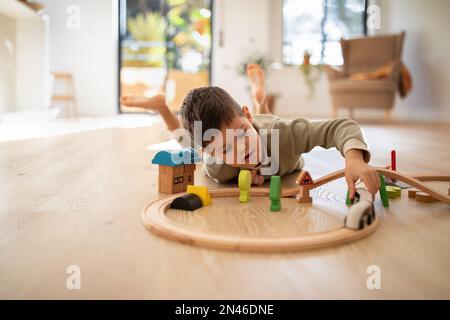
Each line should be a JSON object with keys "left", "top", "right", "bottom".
{"left": 325, "top": 32, "right": 405, "bottom": 122}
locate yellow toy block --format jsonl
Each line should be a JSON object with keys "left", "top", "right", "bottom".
{"left": 386, "top": 186, "right": 401, "bottom": 199}
{"left": 238, "top": 170, "right": 251, "bottom": 203}
{"left": 186, "top": 185, "right": 212, "bottom": 206}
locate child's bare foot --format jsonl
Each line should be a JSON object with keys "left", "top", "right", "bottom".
{"left": 246, "top": 64, "right": 270, "bottom": 114}
{"left": 120, "top": 95, "right": 167, "bottom": 112}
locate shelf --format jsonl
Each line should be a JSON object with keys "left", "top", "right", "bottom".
{"left": 0, "top": 0, "right": 42, "bottom": 20}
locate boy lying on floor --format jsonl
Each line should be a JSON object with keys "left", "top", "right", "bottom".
{"left": 121, "top": 64, "right": 380, "bottom": 200}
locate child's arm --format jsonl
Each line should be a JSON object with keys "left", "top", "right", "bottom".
{"left": 203, "top": 155, "right": 264, "bottom": 185}
{"left": 202, "top": 160, "right": 239, "bottom": 184}
{"left": 120, "top": 95, "right": 180, "bottom": 132}
{"left": 277, "top": 118, "right": 379, "bottom": 197}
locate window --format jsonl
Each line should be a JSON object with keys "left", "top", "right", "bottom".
{"left": 283, "top": 0, "right": 367, "bottom": 66}
{"left": 119, "top": 0, "right": 212, "bottom": 113}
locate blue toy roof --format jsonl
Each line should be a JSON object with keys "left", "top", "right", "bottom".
{"left": 152, "top": 147, "right": 201, "bottom": 167}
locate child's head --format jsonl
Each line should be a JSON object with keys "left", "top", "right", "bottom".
{"left": 180, "top": 86, "right": 261, "bottom": 167}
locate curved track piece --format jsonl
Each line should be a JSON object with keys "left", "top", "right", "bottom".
{"left": 410, "top": 175, "right": 450, "bottom": 182}
{"left": 376, "top": 168, "right": 450, "bottom": 205}
{"left": 279, "top": 168, "right": 450, "bottom": 204}
{"left": 141, "top": 194, "right": 379, "bottom": 253}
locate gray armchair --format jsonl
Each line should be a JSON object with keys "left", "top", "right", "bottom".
{"left": 325, "top": 32, "right": 405, "bottom": 122}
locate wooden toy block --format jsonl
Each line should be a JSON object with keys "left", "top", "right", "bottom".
{"left": 391, "top": 150, "right": 397, "bottom": 171}
{"left": 386, "top": 189, "right": 397, "bottom": 199}
{"left": 238, "top": 170, "right": 251, "bottom": 203}
{"left": 296, "top": 185, "right": 312, "bottom": 204}
{"left": 408, "top": 188, "right": 420, "bottom": 198}
{"left": 170, "top": 193, "right": 203, "bottom": 211}
{"left": 152, "top": 148, "right": 200, "bottom": 194}
{"left": 186, "top": 185, "right": 211, "bottom": 206}
{"left": 296, "top": 170, "right": 314, "bottom": 186}
{"left": 182, "top": 172, "right": 194, "bottom": 191}
{"left": 415, "top": 192, "right": 438, "bottom": 203}
{"left": 391, "top": 150, "right": 397, "bottom": 182}
{"left": 386, "top": 186, "right": 401, "bottom": 199}
{"left": 295, "top": 170, "right": 314, "bottom": 204}
{"left": 158, "top": 173, "right": 185, "bottom": 194}
{"left": 159, "top": 164, "right": 184, "bottom": 175}
{"left": 152, "top": 148, "right": 200, "bottom": 166}
{"left": 269, "top": 176, "right": 281, "bottom": 212}
{"left": 152, "top": 150, "right": 179, "bottom": 166}
{"left": 156, "top": 166, "right": 195, "bottom": 194}
{"left": 184, "top": 164, "right": 197, "bottom": 173}
{"left": 379, "top": 174, "right": 389, "bottom": 208}
{"left": 175, "top": 175, "right": 186, "bottom": 194}
{"left": 345, "top": 190, "right": 352, "bottom": 206}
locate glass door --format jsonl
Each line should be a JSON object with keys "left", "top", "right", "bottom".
{"left": 119, "top": 0, "right": 212, "bottom": 112}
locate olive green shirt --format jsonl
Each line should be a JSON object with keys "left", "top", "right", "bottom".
{"left": 202, "top": 115, "right": 371, "bottom": 183}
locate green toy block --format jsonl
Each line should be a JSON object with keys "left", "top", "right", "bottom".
{"left": 379, "top": 174, "right": 389, "bottom": 208}
{"left": 345, "top": 190, "right": 352, "bottom": 206}
{"left": 269, "top": 176, "right": 281, "bottom": 212}
{"left": 238, "top": 170, "right": 251, "bottom": 203}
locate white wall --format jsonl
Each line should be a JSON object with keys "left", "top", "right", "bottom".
{"left": 15, "top": 17, "right": 48, "bottom": 111}
{"left": 373, "top": 0, "right": 450, "bottom": 122}
{"left": 0, "top": 12, "right": 16, "bottom": 113}
{"left": 40, "top": 0, "right": 118, "bottom": 116}
{"left": 0, "top": 10, "right": 48, "bottom": 114}
{"left": 212, "top": 0, "right": 450, "bottom": 122}
{"left": 212, "top": 0, "right": 271, "bottom": 110}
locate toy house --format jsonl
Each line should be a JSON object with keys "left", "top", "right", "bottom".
{"left": 295, "top": 170, "right": 314, "bottom": 204}
{"left": 152, "top": 148, "right": 201, "bottom": 194}
{"left": 296, "top": 170, "right": 314, "bottom": 186}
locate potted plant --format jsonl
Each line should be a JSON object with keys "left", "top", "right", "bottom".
{"left": 125, "top": 12, "right": 166, "bottom": 68}
{"left": 299, "top": 50, "right": 322, "bottom": 98}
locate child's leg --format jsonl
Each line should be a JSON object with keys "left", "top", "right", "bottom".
{"left": 246, "top": 64, "right": 271, "bottom": 114}
{"left": 120, "top": 95, "right": 180, "bottom": 132}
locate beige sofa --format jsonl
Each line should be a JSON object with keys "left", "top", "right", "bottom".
{"left": 325, "top": 32, "right": 405, "bottom": 122}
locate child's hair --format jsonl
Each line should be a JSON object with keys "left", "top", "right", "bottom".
{"left": 180, "top": 86, "right": 244, "bottom": 148}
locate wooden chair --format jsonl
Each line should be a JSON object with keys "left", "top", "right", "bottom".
{"left": 51, "top": 72, "right": 77, "bottom": 117}
{"left": 325, "top": 32, "right": 405, "bottom": 123}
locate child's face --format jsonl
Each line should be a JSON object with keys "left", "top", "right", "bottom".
{"left": 205, "top": 107, "right": 262, "bottom": 169}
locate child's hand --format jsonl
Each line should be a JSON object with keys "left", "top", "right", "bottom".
{"left": 251, "top": 170, "right": 265, "bottom": 186}
{"left": 345, "top": 150, "right": 380, "bottom": 199}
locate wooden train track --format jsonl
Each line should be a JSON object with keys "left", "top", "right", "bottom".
{"left": 141, "top": 168, "right": 450, "bottom": 252}
{"left": 141, "top": 192, "right": 380, "bottom": 252}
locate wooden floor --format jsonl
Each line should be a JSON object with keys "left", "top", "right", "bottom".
{"left": 0, "top": 119, "right": 449, "bottom": 299}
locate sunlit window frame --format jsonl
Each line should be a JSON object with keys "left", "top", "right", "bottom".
{"left": 282, "top": 0, "right": 368, "bottom": 67}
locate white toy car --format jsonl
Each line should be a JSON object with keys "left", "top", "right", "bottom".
{"left": 344, "top": 188, "right": 376, "bottom": 230}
